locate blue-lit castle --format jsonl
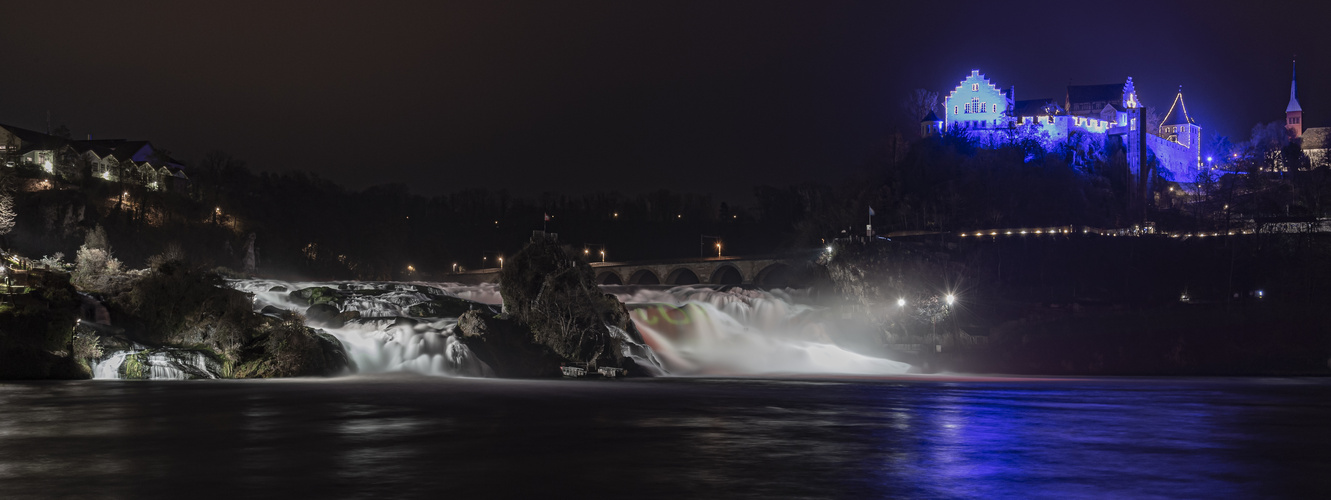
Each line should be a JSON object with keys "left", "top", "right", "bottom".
{"left": 922, "top": 70, "right": 1203, "bottom": 183}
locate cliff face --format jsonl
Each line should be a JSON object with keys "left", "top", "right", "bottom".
{"left": 102, "top": 261, "right": 351, "bottom": 378}
{"left": 0, "top": 271, "right": 87, "bottom": 379}
{"left": 456, "top": 236, "right": 659, "bottom": 377}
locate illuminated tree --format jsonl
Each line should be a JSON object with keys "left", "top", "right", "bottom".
{"left": 0, "top": 169, "right": 14, "bottom": 235}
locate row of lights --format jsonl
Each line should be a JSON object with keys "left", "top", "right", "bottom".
{"left": 960, "top": 227, "right": 1262, "bottom": 240}
{"left": 960, "top": 227, "right": 1077, "bottom": 238}
{"left": 895, "top": 293, "right": 957, "bottom": 308}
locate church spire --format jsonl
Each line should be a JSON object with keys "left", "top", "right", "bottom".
{"left": 1287, "top": 58, "right": 1302, "bottom": 113}
{"left": 1286, "top": 58, "right": 1303, "bottom": 139}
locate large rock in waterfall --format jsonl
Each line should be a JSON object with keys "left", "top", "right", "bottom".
{"left": 455, "top": 235, "right": 660, "bottom": 377}
{"left": 102, "top": 261, "right": 352, "bottom": 378}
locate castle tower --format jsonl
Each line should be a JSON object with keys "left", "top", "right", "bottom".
{"left": 1160, "top": 87, "right": 1202, "bottom": 167}
{"left": 1287, "top": 59, "right": 1303, "bottom": 139}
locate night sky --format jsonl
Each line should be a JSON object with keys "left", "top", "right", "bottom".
{"left": 0, "top": 1, "right": 1323, "bottom": 202}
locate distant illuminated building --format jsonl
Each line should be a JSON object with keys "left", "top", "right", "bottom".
{"left": 933, "top": 69, "right": 1204, "bottom": 183}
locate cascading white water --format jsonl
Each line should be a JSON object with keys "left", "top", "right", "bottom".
{"left": 92, "top": 349, "right": 218, "bottom": 380}
{"left": 231, "top": 279, "right": 497, "bottom": 377}
{"left": 611, "top": 286, "right": 912, "bottom": 376}
{"left": 226, "top": 279, "right": 909, "bottom": 378}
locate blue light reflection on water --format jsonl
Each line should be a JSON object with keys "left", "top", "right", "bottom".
{"left": 865, "top": 381, "right": 1269, "bottom": 499}
{"left": 0, "top": 376, "right": 1328, "bottom": 499}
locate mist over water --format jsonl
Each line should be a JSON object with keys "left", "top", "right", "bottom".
{"left": 609, "top": 285, "right": 911, "bottom": 375}
{"left": 91, "top": 280, "right": 909, "bottom": 379}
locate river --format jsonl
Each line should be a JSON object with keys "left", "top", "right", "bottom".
{"left": 1, "top": 376, "right": 1328, "bottom": 498}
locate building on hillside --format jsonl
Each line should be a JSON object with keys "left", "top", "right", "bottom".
{"left": 929, "top": 69, "right": 1205, "bottom": 183}
{"left": 0, "top": 123, "right": 187, "bottom": 190}
{"left": 1288, "top": 59, "right": 1331, "bottom": 169}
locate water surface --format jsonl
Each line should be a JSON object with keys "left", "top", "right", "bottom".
{"left": 1, "top": 376, "right": 1327, "bottom": 499}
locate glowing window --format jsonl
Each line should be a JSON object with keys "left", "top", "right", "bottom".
{"left": 954, "top": 106, "right": 958, "bottom": 114}
{"left": 1048, "top": 116, "right": 1054, "bottom": 124}
{"left": 980, "top": 102, "right": 986, "bottom": 113}
{"left": 993, "top": 104, "right": 998, "bottom": 113}
{"left": 972, "top": 84, "right": 979, "bottom": 91}
{"left": 964, "top": 104, "right": 971, "bottom": 113}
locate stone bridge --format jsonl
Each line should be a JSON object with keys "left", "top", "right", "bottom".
{"left": 442, "top": 254, "right": 813, "bottom": 288}
{"left": 589, "top": 256, "right": 799, "bottom": 287}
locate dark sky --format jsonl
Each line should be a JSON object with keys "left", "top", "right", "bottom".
{"left": 0, "top": 1, "right": 1324, "bottom": 202}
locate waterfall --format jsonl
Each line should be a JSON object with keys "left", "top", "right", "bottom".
{"left": 91, "top": 349, "right": 219, "bottom": 380}
{"left": 611, "top": 286, "right": 912, "bottom": 376}
{"left": 231, "top": 279, "right": 497, "bottom": 377}
{"left": 226, "top": 279, "right": 909, "bottom": 378}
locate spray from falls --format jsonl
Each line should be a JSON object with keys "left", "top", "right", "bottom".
{"left": 612, "top": 286, "right": 911, "bottom": 375}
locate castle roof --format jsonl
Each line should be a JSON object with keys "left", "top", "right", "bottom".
{"left": 1161, "top": 90, "right": 1196, "bottom": 126}
{"left": 1012, "top": 98, "right": 1063, "bottom": 116}
{"left": 1066, "top": 83, "right": 1125, "bottom": 104}
{"left": 920, "top": 110, "right": 941, "bottom": 123}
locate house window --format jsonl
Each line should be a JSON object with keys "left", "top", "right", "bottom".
{"left": 980, "top": 102, "right": 986, "bottom": 113}
{"left": 993, "top": 104, "right": 998, "bottom": 113}
{"left": 972, "top": 84, "right": 979, "bottom": 91}
{"left": 964, "top": 104, "right": 971, "bottom": 113}
{"left": 1048, "top": 116, "right": 1054, "bottom": 124}
{"left": 954, "top": 106, "right": 959, "bottom": 114}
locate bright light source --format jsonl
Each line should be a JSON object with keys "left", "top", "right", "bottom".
{"left": 1256, "top": 290, "right": 1264, "bottom": 298}
{"left": 43, "top": 160, "right": 53, "bottom": 173}
{"left": 945, "top": 294, "right": 956, "bottom": 305}
{"left": 826, "top": 246, "right": 833, "bottom": 253}
{"left": 897, "top": 298, "right": 906, "bottom": 307}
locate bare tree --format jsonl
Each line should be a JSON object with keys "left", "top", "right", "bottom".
{"left": 903, "top": 88, "right": 940, "bottom": 124}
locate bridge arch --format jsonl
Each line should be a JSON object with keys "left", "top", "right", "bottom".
{"left": 596, "top": 270, "right": 623, "bottom": 285}
{"left": 666, "top": 268, "right": 700, "bottom": 285}
{"left": 709, "top": 264, "right": 744, "bottom": 285}
{"left": 629, "top": 269, "right": 661, "bottom": 285}
{"left": 754, "top": 263, "right": 794, "bottom": 288}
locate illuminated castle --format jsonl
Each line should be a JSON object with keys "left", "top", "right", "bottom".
{"left": 924, "top": 69, "right": 1204, "bottom": 183}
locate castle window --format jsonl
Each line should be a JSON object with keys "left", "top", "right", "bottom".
{"left": 972, "top": 84, "right": 979, "bottom": 91}
{"left": 993, "top": 104, "right": 998, "bottom": 113}
{"left": 1048, "top": 116, "right": 1054, "bottom": 124}
{"left": 980, "top": 102, "right": 986, "bottom": 113}
{"left": 954, "top": 106, "right": 958, "bottom": 115}
{"left": 964, "top": 104, "right": 971, "bottom": 113}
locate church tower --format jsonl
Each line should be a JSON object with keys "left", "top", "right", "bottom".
{"left": 1287, "top": 59, "right": 1303, "bottom": 139}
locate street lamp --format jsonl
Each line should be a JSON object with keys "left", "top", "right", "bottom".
{"left": 715, "top": 241, "right": 722, "bottom": 257}
{"left": 599, "top": 249, "right": 606, "bottom": 262}
{"left": 498, "top": 256, "right": 503, "bottom": 269}
{"left": 945, "top": 294, "right": 956, "bottom": 306}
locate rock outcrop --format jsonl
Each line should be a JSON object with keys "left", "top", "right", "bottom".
{"left": 101, "top": 261, "right": 352, "bottom": 378}
{"left": 455, "top": 236, "right": 661, "bottom": 377}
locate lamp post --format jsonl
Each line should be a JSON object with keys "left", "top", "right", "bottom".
{"left": 715, "top": 241, "right": 722, "bottom": 257}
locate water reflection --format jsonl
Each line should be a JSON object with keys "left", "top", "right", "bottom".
{"left": 0, "top": 377, "right": 1327, "bottom": 498}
